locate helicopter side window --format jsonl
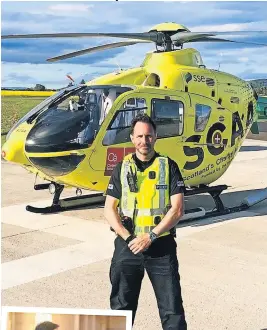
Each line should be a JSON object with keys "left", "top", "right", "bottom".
{"left": 195, "top": 104, "right": 211, "bottom": 132}
{"left": 258, "top": 100, "right": 267, "bottom": 118}
{"left": 103, "top": 99, "right": 146, "bottom": 146}
{"left": 151, "top": 99, "right": 184, "bottom": 138}
{"left": 120, "top": 98, "right": 146, "bottom": 110}
{"left": 143, "top": 73, "right": 160, "bottom": 87}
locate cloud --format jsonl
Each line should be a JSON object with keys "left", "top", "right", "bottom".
{"left": 192, "top": 20, "right": 267, "bottom": 32}
{"left": 1, "top": 1, "right": 267, "bottom": 88}
{"left": 48, "top": 3, "right": 94, "bottom": 15}
{"left": 2, "top": 72, "right": 33, "bottom": 84}
{"left": 1, "top": 39, "right": 128, "bottom": 65}
{"left": 1, "top": 62, "right": 118, "bottom": 88}
{"left": 198, "top": 46, "right": 267, "bottom": 79}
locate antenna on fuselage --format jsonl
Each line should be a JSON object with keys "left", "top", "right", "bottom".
{"left": 218, "top": 52, "right": 224, "bottom": 71}
{"left": 114, "top": 59, "right": 123, "bottom": 72}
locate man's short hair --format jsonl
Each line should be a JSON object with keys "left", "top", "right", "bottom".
{"left": 130, "top": 114, "right": 156, "bottom": 135}
{"left": 35, "top": 321, "right": 59, "bottom": 330}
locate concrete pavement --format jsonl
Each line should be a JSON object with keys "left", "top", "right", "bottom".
{"left": 1, "top": 139, "right": 267, "bottom": 330}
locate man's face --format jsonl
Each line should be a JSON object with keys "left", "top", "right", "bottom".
{"left": 130, "top": 122, "right": 157, "bottom": 156}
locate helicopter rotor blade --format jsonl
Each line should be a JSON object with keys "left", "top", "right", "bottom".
{"left": 171, "top": 32, "right": 216, "bottom": 44}
{"left": 2, "top": 31, "right": 161, "bottom": 42}
{"left": 171, "top": 31, "right": 267, "bottom": 46}
{"left": 3, "top": 29, "right": 267, "bottom": 58}
{"left": 47, "top": 40, "right": 152, "bottom": 62}
{"left": 198, "top": 31, "right": 267, "bottom": 36}
{"left": 183, "top": 36, "right": 267, "bottom": 46}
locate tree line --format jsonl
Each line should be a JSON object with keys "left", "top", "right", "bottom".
{"left": 249, "top": 79, "right": 267, "bottom": 96}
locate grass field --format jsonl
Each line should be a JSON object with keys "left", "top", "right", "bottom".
{"left": 1, "top": 90, "right": 55, "bottom": 97}
{"left": 1, "top": 95, "right": 47, "bottom": 146}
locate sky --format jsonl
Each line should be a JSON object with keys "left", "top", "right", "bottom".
{"left": 1, "top": 1, "right": 267, "bottom": 89}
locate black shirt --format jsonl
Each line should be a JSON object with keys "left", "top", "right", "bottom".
{"left": 106, "top": 152, "right": 185, "bottom": 256}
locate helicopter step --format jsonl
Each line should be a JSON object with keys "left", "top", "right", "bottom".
{"left": 34, "top": 183, "right": 50, "bottom": 190}
{"left": 184, "top": 184, "right": 229, "bottom": 219}
{"left": 26, "top": 183, "right": 105, "bottom": 214}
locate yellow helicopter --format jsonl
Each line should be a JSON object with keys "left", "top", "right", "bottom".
{"left": 2, "top": 22, "right": 267, "bottom": 217}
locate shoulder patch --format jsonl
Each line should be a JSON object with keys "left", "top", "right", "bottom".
{"left": 177, "top": 181, "right": 185, "bottom": 187}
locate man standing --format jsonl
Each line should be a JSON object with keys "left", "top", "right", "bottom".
{"left": 104, "top": 114, "right": 187, "bottom": 329}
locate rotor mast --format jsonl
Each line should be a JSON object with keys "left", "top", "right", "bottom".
{"left": 149, "top": 23, "right": 190, "bottom": 51}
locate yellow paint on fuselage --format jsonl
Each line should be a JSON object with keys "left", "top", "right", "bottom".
{"left": 149, "top": 22, "right": 190, "bottom": 32}
{"left": 2, "top": 48, "right": 257, "bottom": 191}
{"left": 3, "top": 122, "right": 33, "bottom": 165}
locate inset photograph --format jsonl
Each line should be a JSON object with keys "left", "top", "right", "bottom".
{"left": 2, "top": 307, "right": 132, "bottom": 330}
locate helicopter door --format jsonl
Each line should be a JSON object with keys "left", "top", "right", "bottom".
{"left": 89, "top": 94, "right": 147, "bottom": 175}
{"left": 149, "top": 93, "right": 189, "bottom": 163}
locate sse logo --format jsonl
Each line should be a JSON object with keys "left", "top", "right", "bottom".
{"left": 189, "top": 75, "right": 215, "bottom": 87}
{"left": 185, "top": 72, "right": 192, "bottom": 84}
{"left": 193, "top": 75, "right": 206, "bottom": 83}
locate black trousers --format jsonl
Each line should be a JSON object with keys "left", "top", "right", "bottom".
{"left": 110, "top": 236, "right": 187, "bottom": 330}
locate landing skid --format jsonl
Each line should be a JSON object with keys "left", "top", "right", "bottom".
{"left": 26, "top": 183, "right": 105, "bottom": 214}
{"left": 26, "top": 183, "right": 267, "bottom": 219}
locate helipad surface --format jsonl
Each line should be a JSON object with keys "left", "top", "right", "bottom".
{"left": 2, "top": 139, "right": 267, "bottom": 330}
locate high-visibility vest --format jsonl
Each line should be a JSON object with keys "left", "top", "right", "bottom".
{"left": 120, "top": 153, "right": 170, "bottom": 237}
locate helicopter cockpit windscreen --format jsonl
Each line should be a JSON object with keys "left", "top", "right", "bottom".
{"left": 25, "top": 85, "right": 133, "bottom": 153}
{"left": 6, "top": 86, "right": 79, "bottom": 141}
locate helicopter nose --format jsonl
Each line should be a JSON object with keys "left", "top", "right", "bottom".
{"left": 2, "top": 138, "right": 29, "bottom": 165}
{"left": 1, "top": 150, "right": 6, "bottom": 158}
{"left": 2, "top": 140, "right": 18, "bottom": 162}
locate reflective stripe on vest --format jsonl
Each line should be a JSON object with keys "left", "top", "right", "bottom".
{"left": 159, "top": 157, "right": 166, "bottom": 210}
{"left": 120, "top": 159, "right": 135, "bottom": 219}
{"left": 120, "top": 154, "right": 170, "bottom": 237}
{"left": 136, "top": 207, "right": 169, "bottom": 216}
{"left": 135, "top": 225, "right": 158, "bottom": 235}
